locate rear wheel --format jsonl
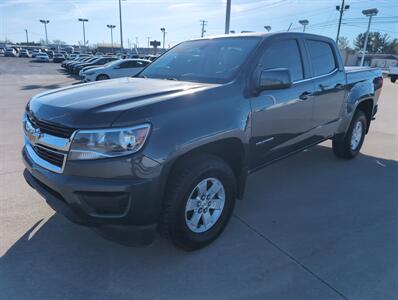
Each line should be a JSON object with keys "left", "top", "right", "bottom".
{"left": 391, "top": 77, "right": 397, "bottom": 83}
{"left": 159, "top": 155, "right": 236, "bottom": 251}
{"left": 96, "top": 74, "right": 109, "bottom": 81}
{"left": 332, "top": 110, "right": 367, "bottom": 159}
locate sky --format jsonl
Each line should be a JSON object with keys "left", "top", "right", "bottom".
{"left": 0, "top": 0, "right": 397, "bottom": 48}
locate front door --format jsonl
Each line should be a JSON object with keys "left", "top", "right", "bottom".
{"left": 250, "top": 38, "right": 315, "bottom": 168}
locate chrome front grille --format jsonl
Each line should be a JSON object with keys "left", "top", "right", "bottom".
{"left": 33, "top": 145, "right": 65, "bottom": 168}
{"left": 28, "top": 114, "right": 75, "bottom": 138}
{"left": 23, "top": 114, "right": 74, "bottom": 173}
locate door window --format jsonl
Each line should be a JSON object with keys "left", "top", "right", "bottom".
{"left": 306, "top": 40, "right": 336, "bottom": 76}
{"left": 259, "top": 40, "right": 304, "bottom": 81}
{"left": 120, "top": 61, "right": 142, "bottom": 68}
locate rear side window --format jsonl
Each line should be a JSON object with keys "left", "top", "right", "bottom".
{"left": 259, "top": 40, "right": 304, "bottom": 81}
{"left": 307, "top": 40, "right": 336, "bottom": 76}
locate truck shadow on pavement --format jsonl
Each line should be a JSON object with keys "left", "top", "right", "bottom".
{"left": 1, "top": 145, "right": 397, "bottom": 299}
{"left": 21, "top": 84, "right": 62, "bottom": 90}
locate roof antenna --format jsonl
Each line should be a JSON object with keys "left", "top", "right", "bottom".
{"left": 287, "top": 23, "right": 293, "bottom": 32}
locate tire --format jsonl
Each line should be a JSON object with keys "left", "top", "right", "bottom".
{"left": 159, "top": 154, "right": 237, "bottom": 251}
{"left": 391, "top": 78, "right": 397, "bottom": 83}
{"left": 332, "top": 110, "right": 367, "bottom": 159}
{"left": 96, "top": 74, "right": 109, "bottom": 81}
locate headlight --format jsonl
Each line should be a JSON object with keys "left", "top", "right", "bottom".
{"left": 69, "top": 124, "right": 151, "bottom": 160}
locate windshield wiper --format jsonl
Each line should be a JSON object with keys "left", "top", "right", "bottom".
{"left": 164, "top": 77, "right": 179, "bottom": 81}
{"left": 136, "top": 74, "right": 147, "bottom": 78}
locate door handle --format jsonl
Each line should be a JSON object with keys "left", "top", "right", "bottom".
{"left": 299, "top": 91, "right": 311, "bottom": 101}
{"left": 319, "top": 83, "right": 343, "bottom": 91}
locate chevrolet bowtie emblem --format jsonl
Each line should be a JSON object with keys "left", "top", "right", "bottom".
{"left": 25, "top": 120, "right": 42, "bottom": 144}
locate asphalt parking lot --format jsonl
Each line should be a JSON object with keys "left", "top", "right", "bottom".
{"left": 0, "top": 56, "right": 397, "bottom": 300}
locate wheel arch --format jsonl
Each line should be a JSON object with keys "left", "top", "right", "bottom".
{"left": 161, "top": 138, "right": 248, "bottom": 201}
{"left": 355, "top": 98, "right": 374, "bottom": 133}
{"left": 96, "top": 73, "right": 109, "bottom": 81}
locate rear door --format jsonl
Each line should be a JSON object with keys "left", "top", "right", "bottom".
{"left": 250, "top": 37, "right": 316, "bottom": 167}
{"left": 304, "top": 39, "right": 346, "bottom": 136}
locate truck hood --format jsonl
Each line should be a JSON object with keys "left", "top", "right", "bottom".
{"left": 28, "top": 77, "right": 215, "bottom": 128}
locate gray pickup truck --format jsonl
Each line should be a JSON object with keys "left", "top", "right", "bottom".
{"left": 22, "top": 32, "right": 383, "bottom": 250}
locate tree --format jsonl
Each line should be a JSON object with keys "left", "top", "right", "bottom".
{"left": 354, "top": 32, "right": 396, "bottom": 54}
{"left": 338, "top": 36, "right": 350, "bottom": 50}
{"left": 384, "top": 38, "right": 398, "bottom": 55}
{"left": 53, "top": 39, "right": 66, "bottom": 45}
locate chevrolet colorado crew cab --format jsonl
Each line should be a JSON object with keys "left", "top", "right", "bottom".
{"left": 22, "top": 33, "right": 383, "bottom": 250}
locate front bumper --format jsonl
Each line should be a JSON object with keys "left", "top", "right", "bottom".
{"left": 22, "top": 146, "right": 164, "bottom": 227}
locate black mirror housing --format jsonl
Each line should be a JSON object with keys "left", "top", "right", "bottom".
{"left": 259, "top": 68, "right": 292, "bottom": 90}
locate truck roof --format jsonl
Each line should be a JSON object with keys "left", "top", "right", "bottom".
{"left": 190, "top": 32, "right": 335, "bottom": 43}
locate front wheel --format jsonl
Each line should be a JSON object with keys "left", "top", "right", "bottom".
{"left": 96, "top": 74, "right": 109, "bottom": 81}
{"left": 159, "top": 155, "right": 236, "bottom": 251}
{"left": 332, "top": 110, "right": 367, "bottom": 159}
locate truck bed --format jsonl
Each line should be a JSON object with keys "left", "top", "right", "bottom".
{"left": 345, "top": 66, "right": 382, "bottom": 87}
{"left": 344, "top": 66, "right": 373, "bottom": 73}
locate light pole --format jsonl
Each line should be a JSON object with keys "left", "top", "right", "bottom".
{"left": 39, "top": 19, "right": 49, "bottom": 45}
{"left": 225, "top": 0, "right": 231, "bottom": 34}
{"left": 336, "top": 0, "right": 350, "bottom": 44}
{"left": 299, "top": 19, "right": 309, "bottom": 32}
{"left": 118, "top": 0, "right": 126, "bottom": 51}
{"left": 360, "top": 8, "right": 378, "bottom": 66}
{"left": 160, "top": 27, "right": 166, "bottom": 49}
{"left": 107, "top": 25, "right": 116, "bottom": 54}
{"left": 78, "top": 18, "right": 88, "bottom": 49}
{"left": 24, "top": 29, "right": 29, "bottom": 44}
{"left": 264, "top": 25, "right": 271, "bottom": 32}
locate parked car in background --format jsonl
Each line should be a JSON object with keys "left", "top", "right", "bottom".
{"left": 45, "top": 50, "right": 54, "bottom": 59}
{"left": 128, "top": 54, "right": 140, "bottom": 59}
{"left": 53, "top": 53, "right": 66, "bottom": 63}
{"left": 144, "top": 55, "right": 159, "bottom": 61}
{"left": 4, "top": 48, "right": 17, "bottom": 57}
{"left": 31, "top": 49, "right": 41, "bottom": 58}
{"left": 62, "top": 55, "right": 92, "bottom": 70}
{"left": 68, "top": 53, "right": 79, "bottom": 60}
{"left": 19, "top": 49, "right": 30, "bottom": 58}
{"left": 34, "top": 53, "right": 50, "bottom": 62}
{"left": 78, "top": 65, "right": 103, "bottom": 76}
{"left": 64, "top": 56, "right": 95, "bottom": 71}
{"left": 63, "top": 46, "right": 74, "bottom": 54}
{"left": 72, "top": 56, "right": 119, "bottom": 74}
{"left": 0, "top": 48, "right": 5, "bottom": 55}
{"left": 388, "top": 66, "right": 398, "bottom": 83}
{"left": 81, "top": 59, "right": 151, "bottom": 81}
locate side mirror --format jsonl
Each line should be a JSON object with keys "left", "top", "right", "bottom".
{"left": 258, "top": 68, "right": 292, "bottom": 91}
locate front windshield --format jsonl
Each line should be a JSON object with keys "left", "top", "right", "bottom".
{"left": 140, "top": 37, "right": 260, "bottom": 84}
